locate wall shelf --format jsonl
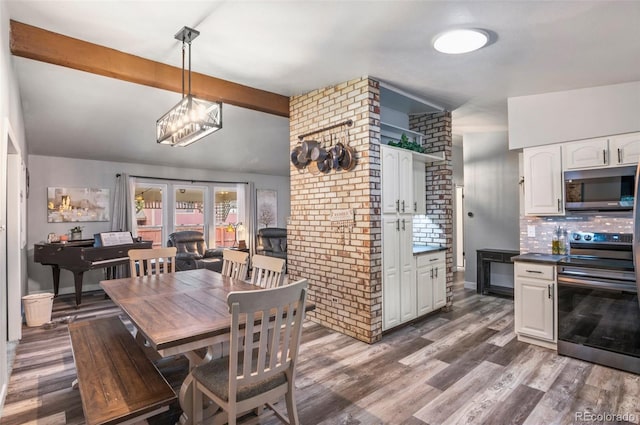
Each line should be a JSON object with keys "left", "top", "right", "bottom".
{"left": 383, "top": 143, "right": 445, "bottom": 164}
{"left": 381, "top": 122, "right": 424, "bottom": 140}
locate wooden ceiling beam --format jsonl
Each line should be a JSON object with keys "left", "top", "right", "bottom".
{"left": 9, "top": 20, "right": 290, "bottom": 118}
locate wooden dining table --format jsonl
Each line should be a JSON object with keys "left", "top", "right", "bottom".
{"left": 100, "top": 268, "right": 264, "bottom": 425}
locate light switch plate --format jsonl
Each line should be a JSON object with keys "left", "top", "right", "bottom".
{"left": 527, "top": 225, "right": 536, "bottom": 237}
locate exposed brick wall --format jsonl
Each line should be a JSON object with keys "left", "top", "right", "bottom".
{"left": 289, "top": 77, "right": 382, "bottom": 343}
{"left": 410, "top": 112, "right": 454, "bottom": 306}
{"left": 289, "top": 79, "right": 453, "bottom": 342}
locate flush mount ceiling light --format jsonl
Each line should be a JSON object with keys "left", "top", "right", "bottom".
{"left": 433, "top": 29, "right": 489, "bottom": 54}
{"left": 156, "top": 26, "right": 222, "bottom": 147}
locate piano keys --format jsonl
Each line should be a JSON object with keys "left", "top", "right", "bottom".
{"left": 34, "top": 239, "right": 152, "bottom": 306}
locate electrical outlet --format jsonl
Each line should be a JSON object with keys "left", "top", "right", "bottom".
{"left": 527, "top": 225, "right": 536, "bottom": 237}
{"left": 331, "top": 297, "right": 338, "bottom": 305}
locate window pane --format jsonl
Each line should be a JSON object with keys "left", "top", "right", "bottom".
{"left": 134, "top": 185, "right": 164, "bottom": 247}
{"left": 214, "top": 189, "right": 238, "bottom": 248}
{"left": 175, "top": 187, "right": 205, "bottom": 235}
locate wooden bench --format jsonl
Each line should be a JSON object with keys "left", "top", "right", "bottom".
{"left": 68, "top": 316, "right": 176, "bottom": 425}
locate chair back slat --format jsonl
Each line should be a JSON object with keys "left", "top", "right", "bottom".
{"left": 250, "top": 254, "right": 286, "bottom": 288}
{"left": 128, "top": 247, "right": 177, "bottom": 277}
{"left": 221, "top": 250, "right": 249, "bottom": 280}
{"left": 228, "top": 279, "right": 307, "bottom": 388}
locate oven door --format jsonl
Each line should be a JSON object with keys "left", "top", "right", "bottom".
{"left": 557, "top": 273, "right": 640, "bottom": 374}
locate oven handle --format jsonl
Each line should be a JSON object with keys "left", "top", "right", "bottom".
{"left": 557, "top": 275, "right": 637, "bottom": 293}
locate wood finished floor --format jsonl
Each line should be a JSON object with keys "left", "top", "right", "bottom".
{"left": 1, "top": 273, "right": 638, "bottom": 425}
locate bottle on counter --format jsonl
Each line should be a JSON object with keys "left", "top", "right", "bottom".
{"left": 552, "top": 226, "right": 562, "bottom": 255}
{"left": 558, "top": 227, "right": 567, "bottom": 255}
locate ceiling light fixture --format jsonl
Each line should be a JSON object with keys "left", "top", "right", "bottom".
{"left": 156, "top": 26, "right": 222, "bottom": 147}
{"left": 433, "top": 29, "right": 488, "bottom": 54}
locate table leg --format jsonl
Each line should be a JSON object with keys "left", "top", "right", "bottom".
{"left": 178, "top": 347, "right": 222, "bottom": 425}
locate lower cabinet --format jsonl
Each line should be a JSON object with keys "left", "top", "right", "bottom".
{"left": 514, "top": 262, "right": 556, "bottom": 346}
{"left": 383, "top": 248, "right": 447, "bottom": 331}
{"left": 416, "top": 251, "right": 446, "bottom": 316}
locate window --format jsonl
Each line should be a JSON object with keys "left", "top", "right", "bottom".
{"left": 131, "top": 179, "right": 246, "bottom": 249}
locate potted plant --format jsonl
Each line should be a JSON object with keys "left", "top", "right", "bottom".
{"left": 69, "top": 226, "right": 83, "bottom": 241}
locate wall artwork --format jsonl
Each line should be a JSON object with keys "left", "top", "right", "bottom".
{"left": 47, "top": 187, "right": 110, "bottom": 223}
{"left": 256, "top": 189, "right": 277, "bottom": 229}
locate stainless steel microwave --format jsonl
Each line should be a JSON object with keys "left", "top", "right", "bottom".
{"left": 564, "top": 165, "right": 636, "bottom": 212}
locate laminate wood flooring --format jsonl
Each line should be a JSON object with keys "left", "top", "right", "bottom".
{"left": 1, "top": 274, "right": 638, "bottom": 425}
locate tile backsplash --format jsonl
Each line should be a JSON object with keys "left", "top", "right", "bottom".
{"left": 520, "top": 214, "right": 633, "bottom": 253}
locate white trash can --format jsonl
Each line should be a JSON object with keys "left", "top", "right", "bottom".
{"left": 22, "top": 293, "right": 54, "bottom": 327}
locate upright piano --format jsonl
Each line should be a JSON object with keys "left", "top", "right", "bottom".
{"left": 34, "top": 239, "right": 152, "bottom": 306}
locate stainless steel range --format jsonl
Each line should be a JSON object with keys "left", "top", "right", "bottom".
{"left": 557, "top": 231, "right": 639, "bottom": 374}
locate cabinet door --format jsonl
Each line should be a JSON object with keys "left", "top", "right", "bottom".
{"left": 399, "top": 217, "right": 416, "bottom": 322}
{"left": 562, "top": 137, "right": 609, "bottom": 170}
{"left": 432, "top": 261, "right": 447, "bottom": 309}
{"left": 515, "top": 277, "right": 554, "bottom": 341}
{"left": 523, "top": 145, "right": 564, "bottom": 215}
{"left": 413, "top": 160, "right": 426, "bottom": 215}
{"left": 382, "top": 216, "right": 401, "bottom": 330}
{"left": 416, "top": 264, "right": 434, "bottom": 316}
{"left": 381, "top": 146, "right": 400, "bottom": 214}
{"left": 610, "top": 132, "right": 640, "bottom": 165}
{"left": 398, "top": 150, "right": 414, "bottom": 213}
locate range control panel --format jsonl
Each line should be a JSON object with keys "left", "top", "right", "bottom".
{"left": 571, "top": 232, "right": 633, "bottom": 244}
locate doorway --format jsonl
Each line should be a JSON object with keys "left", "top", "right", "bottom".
{"left": 454, "top": 185, "right": 465, "bottom": 271}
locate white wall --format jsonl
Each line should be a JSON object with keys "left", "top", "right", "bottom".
{"left": 508, "top": 81, "right": 640, "bottom": 150}
{"left": 27, "top": 155, "right": 290, "bottom": 295}
{"left": 1, "top": 2, "right": 28, "bottom": 414}
{"left": 463, "top": 132, "right": 520, "bottom": 287}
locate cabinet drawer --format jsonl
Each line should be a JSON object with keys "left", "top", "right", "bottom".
{"left": 416, "top": 251, "right": 445, "bottom": 268}
{"left": 515, "top": 262, "right": 554, "bottom": 280}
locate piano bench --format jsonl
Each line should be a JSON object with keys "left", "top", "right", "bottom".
{"left": 68, "top": 316, "right": 176, "bottom": 425}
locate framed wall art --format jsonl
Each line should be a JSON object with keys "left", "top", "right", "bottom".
{"left": 47, "top": 187, "right": 110, "bottom": 223}
{"left": 256, "top": 189, "right": 277, "bottom": 229}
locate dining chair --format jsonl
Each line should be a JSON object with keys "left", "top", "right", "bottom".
{"left": 249, "top": 254, "right": 286, "bottom": 288}
{"left": 221, "top": 249, "right": 250, "bottom": 280}
{"left": 128, "top": 247, "right": 177, "bottom": 277}
{"left": 191, "top": 279, "right": 308, "bottom": 425}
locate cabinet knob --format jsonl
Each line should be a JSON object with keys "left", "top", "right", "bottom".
{"left": 414, "top": 202, "right": 417, "bottom": 212}
{"left": 618, "top": 148, "right": 622, "bottom": 163}
{"left": 603, "top": 149, "right": 606, "bottom": 164}
{"left": 396, "top": 219, "right": 400, "bottom": 231}
{"left": 548, "top": 284, "right": 553, "bottom": 299}
{"left": 396, "top": 200, "right": 400, "bottom": 212}
{"left": 401, "top": 200, "right": 405, "bottom": 213}
{"left": 402, "top": 219, "right": 406, "bottom": 231}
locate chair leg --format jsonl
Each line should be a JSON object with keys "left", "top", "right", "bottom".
{"left": 285, "top": 385, "right": 299, "bottom": 425}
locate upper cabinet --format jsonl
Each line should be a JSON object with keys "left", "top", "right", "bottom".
{"left": 381, "top": 145, "right": 414, "bottom": 214}
{"left": 610, "top": 132, "right": 640, "bottom": 165}
{"left": 413, "top": 161, "right": 426, "bottom": 215}
{"left": 563, "top": 133, "right": 640, "bottom": 170}
{"left": 563, "top": 137, "right": 609, "bottom": 169}
{"left": 523, "top": 145, "right": 564, "bottom": 216}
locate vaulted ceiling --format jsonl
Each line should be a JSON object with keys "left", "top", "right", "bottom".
{"left": 6, "top": 1, "right": 640, "bottom": 176}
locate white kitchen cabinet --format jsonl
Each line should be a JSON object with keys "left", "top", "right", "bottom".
{"left": 416, "top": 251, "right": 446, "bottom": 316}
{"left": 381, "top": 145, "right": 414, "bottom": 214}
{"left": 382, "top": 215, "right": 415, "bottom": 330}
{"left": 514, "top": 262, "right": 556, "bottom": 345}
{"left": 523, "top": 145, "right": 564, "bottom": 216}
{"left": 563, "top": 137, "right": 609, "bottom": 169}
{"left": 413, "top": 160, "right": 426, "bottom": 215}
{"left": 610, "top": 132, "right": 640, "bottom": 165}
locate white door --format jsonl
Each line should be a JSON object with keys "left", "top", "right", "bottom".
{"left": 382, "top": 216, "right": 400, "bottom": 330}
{"left": 455, "top": 186, "right": 464, "bottom": 270}
{"left": 610, "top": 132, "right": 640, "bottom": 165}
{"left": 381, "top": 146, "right": 399, "bottom": 214}
{"left": 523, "top": 145, "right": 564, "bottom": 215}
{"left": 399, "top": 217, "right": 416, "bottom": 322}
{"left": 515, "top": 278, "right": 554, "bottom": 341}
{"left": 0, "top": 120, "right": 9, "bottom": 407}
{"left": 562, "top": 137, "right": 609, "bottom": 169}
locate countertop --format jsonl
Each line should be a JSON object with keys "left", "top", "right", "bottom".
{"left": 511, "top": 253, "right": 566, "bottom": 264}
{"left": 413, "top": 245, "right": 447, "bottom": 255}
